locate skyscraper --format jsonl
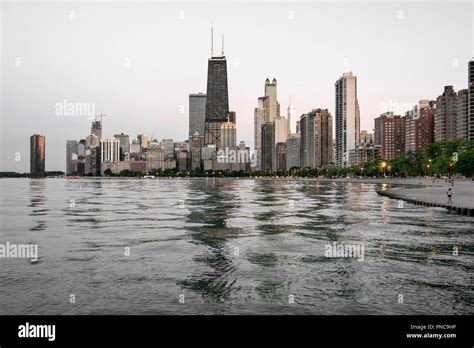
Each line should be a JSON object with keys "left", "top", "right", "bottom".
{"left": 261, "top": 122, "right": 274, "bottom": 171}
{"left": 253, "top": 97, "right": 267, "bottom": 171}
{"left": 254, "top": 78, "right": 280, "bottom": 171}
{"left": 335, "top": 72, "right": 360, "bottom": 167}
{"left": 469, "top": 59, "right": 474, "bottom": 140}
{"left": 114, "top": 133, "right": 130, "bottom": 161}
{"left": 435, "top": 86, "right": 458, "bottom": 142}
{"left": 137, "top": 134, "right": 148, "bottom": 152}
{"left": 204, "top": 31, "right": 229, "bottom": 146}
{"left": 299, "top": 109, "right": 333, "bottom": 168}
{"left": 287, "top": 101, "right": 295, "bottom": 137}
{"left": 100, "top": 138, "right": 120, "bottom": 163}
{"left": 30, "top": 134, "right": 45, "bottom": 177}
{"left": 286, "top": 135, "right": 300, "bottom": 170}
{"left": 91, "top": 120, "right": 102, "bottom": 140}
{"left": 189, "top": 93, "right": 206, "bottom": 138}
{"left": 264, "top": 78, "right": 278, "bottom": 122}
{"left": 190, "top": 131, "right": 204, "bottom": 171}
{"left": 66, "top": 140, "right": 79, "bottom": 175}
{"left": 377, "top": 113, "right": 405, "bottom": 160}
{"left": 404, "top": 101, "right": 435, "bottom": 153}
{"left": 457, "top": 89, "right": 469, "bottom": 140}
{"left": 219, "top": 122, "right": 236, "bottom": 150}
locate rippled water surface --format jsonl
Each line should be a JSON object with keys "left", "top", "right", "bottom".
{"left": 0, "top": 178, "right": 473, "bottom": 315}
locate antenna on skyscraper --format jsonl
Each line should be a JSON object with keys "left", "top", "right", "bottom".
{"left": 211, "top": 25, "right": 214, "bottom": 57}
{"left": 221, "top": 33, "right": 224, "bottom": 56}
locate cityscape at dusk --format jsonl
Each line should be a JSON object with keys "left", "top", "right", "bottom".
{"left": 1, "top": 1, "right": 473, "bottom": 346}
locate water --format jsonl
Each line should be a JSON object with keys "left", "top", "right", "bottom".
{"left": 0, "top": 178, "right": 472, "bottom": 315}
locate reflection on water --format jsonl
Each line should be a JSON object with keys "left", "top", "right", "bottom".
{"left": 0, "top": 178, "right": 472, "bottom": 315}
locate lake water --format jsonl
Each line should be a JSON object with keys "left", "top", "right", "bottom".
{"left": 0, "top": 178, "right": 472, "bottom": 315}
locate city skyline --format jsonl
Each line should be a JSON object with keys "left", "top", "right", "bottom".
{"left": 1, "top": 2, "right": 472, "bottom": 171}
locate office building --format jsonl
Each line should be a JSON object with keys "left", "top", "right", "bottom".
{"left": 286, "top": 135, "right": 300, "bottom": 170}
{"left": 100, "top": 138, "right": 120, "bottom": 163}
{"left": 189, "top": 93, "right": 206, "bottom": 138}
{"left": 30, "top": 134, "right": 45, "bottom": 176}
{"left": 261, "top": 122, "right": 274, "bottom": 171}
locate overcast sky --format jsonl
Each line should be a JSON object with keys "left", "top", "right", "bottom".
{"left": 1, "top": 1, "right": 472, "bottom": 172}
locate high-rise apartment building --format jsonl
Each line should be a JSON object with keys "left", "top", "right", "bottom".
{"left": 335, "top": 72, "right": 360, "bottom": 167}
{"left": 376, "top": 113, "right": 405, "bottom": 160}
{"left": 405, "top": 101, "right": 435, "bottom": 153}
{"left": 469, "top": 59, "right": 474, "bottom": 140}
{"left": 189, "top": 93, "right": 206, "bottom": 138}
{"left": 137, "top": 134, "right": 148, "bottom": 152}
{"left": 30, "top": 134, "right": 45, "bottom": 176}
{"left": 299, "top": 109, "right": 333, "bottom": 168}
{"left": 456, "top": 89, "right": 469, "bottom": 140}
{"left": 435, "top": 86, "right": 458, "bottom": 142}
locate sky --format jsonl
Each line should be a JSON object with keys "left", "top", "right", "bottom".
{"left": 1, "top": 0, "right": 473, "bottom": 172}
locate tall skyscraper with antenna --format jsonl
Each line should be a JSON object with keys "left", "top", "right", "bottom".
{"left": 204, "top": 27, "right": 229, "bottom": 146}
{"left": 287, "top": 97, "right": 295, "bottom": 136}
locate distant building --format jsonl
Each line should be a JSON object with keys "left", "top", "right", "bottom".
{"left": 253, "top": 96, "right": 267, "bottom": 171}
{"left": 177, "top": 151, "right": 190, "bottom": 171}
{"left": 100, "top": 138, "right": 120, "bottom": 163}
{"left": 435, "top": 86, "right": 458, "bottom": 142}
{"left": 137, "top": 134, "right": 148, "bottom": 152}
{"left": 189, "top": 93, "right": 206, "bottom": 138}
{"left": 359, "top": 130, "right": 373, "bottom": 145}
{"left": 190, "top": 132, "right": 204, "bottom": 171}
{"left": 130, "top": 139, "right": 141, "bottom": 153}
{"left": 30, "top": 134, "right": 45, "bottom": 177}
{"left": 469, "top": 59, "right": 474, "bottom": 140}
{"left": 261, "top": 122, "right": 274, "bottom": 171}
{"left": 228, "top": 111, "right": 236, "bottom": 124}
{"left": 91, "top": 120, "right": 102, "bottom": 140}
{"left": 335, "top": 72, "right": 360, "bottom": 167}
{"left": 287, "top": 102, "right": 295, "bottom": 137}
{"left": 66, "top": 140, "right": 78, "bottom": 175}
{"left": 300, "top": 108, "right": 333, "bottom": 168}
{"left": 275, "top": 142, "right": 287, "bottom": 170}
{"left": 348, "top": 144, "right": 380, "bottom": 166}
{"left": 264, "top": 78, "right": 279, "bottom": 122}
{"left": 405, "top": 100, "right": 435, "bottom": 152}
{"left": 159, "top": 139, "right": 175, "bottom": 161}
{"left": 286, "top": 135, "right": 300, "bottom": 169}
{"left": 376, "top": 113, "right": 405, "bottom": 160}
{"left": 457, "top": 89, "right": 469, "bottom": 140}
{"left": 204, "top": 54, "right": 229, "bottom": 146}
{"left": 114, "top": 133, "right": 130, "bottom": 161}
{"left": 219, "top": 122, "right": 236, "bottom": 150}
{"left": 86, "top": 134, "right": 99, "bottom": 148}
{"left": 146, "top": 147, "right": 164, "bottom": 171}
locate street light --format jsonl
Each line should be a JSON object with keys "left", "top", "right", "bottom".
{"left": 381, "top": 161, "right": 387, "bottom": 176}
